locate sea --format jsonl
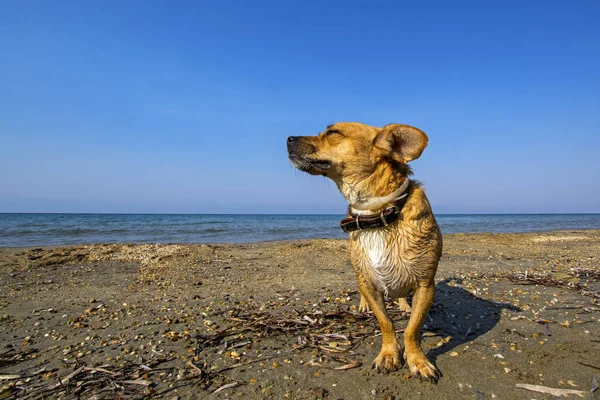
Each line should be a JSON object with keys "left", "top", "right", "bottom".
{"left": 0, "top": 213, "right": 599, "bottom": 247}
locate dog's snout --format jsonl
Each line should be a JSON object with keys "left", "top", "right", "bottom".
{"left": 287, "top": 136, "right": 300, "bottom": 153}
{"left": 287, "top": 135, "right": 316, "bottom": 155}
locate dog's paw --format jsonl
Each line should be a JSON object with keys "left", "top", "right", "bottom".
{"left": 404, "top": 351, "right": 441, "bottom": 383}
{"left": 372, "top": 345, "right": 402, "bottom": 372}
{"left": 395, "top": 298, "right": 412, "bottom": 313}
{"left": 358, "top": 295, "right": 371, "bottom": 313}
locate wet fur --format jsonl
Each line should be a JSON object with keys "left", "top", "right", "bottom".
{"left": 287, "top": 122, "right": 443, "bottom": 381}
{"left": 352, "top": 184, "right": 441, "bottom": 298}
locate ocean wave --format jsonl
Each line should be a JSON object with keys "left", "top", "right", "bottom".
{"left": 1, "top": 213, "right": 599, "bottom": 247}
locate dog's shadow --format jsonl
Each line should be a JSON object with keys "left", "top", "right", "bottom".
{"left": 414, "top": 277, "right": 521, "bottom": 363}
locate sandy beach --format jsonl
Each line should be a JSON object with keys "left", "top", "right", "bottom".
{"left": 1, "top": 230, "right": 599, "bottom": 399}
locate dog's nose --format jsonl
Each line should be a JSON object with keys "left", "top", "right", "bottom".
{"left": 287, "top": 136, "right": 299, "bottom": 144}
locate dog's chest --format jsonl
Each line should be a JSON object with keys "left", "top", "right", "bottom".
{"left": 352, "top": 229, "right": 417, "bottom": 297}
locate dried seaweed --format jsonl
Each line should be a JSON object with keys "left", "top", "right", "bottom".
{"left": 1, "top": 307, "right": 389, "bottom": 398}
{"left": 506, "top": 269, "right": 600, "bottom": 299}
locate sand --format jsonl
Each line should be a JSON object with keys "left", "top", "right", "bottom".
{"left": 1, "top": 230, "right": 599, "bottom": 399}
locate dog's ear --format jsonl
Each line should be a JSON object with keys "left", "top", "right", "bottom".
{"left": 373, "top": 124, "right": 428, "bottom": 163}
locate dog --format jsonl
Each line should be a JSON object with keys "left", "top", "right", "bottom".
{"left": 287, "top": 122, "right": 442, "bottom": 382}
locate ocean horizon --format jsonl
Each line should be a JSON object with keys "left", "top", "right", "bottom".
{"left": 1, "top": 212, "right": 600, "bottom": 247}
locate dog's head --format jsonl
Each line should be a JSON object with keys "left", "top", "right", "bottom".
{"left": 287, "top": 122, "right": 428, "bottom": 188}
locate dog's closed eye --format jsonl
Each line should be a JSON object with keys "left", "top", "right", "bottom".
{"left": 325, "top": 129, "right": 342, "bottom": 137}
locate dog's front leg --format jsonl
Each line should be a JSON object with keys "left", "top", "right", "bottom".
{"left": 356, "top": 277, "right": 402, "bottom": 372}
{"left": 403, "top": 284, "right": 441, "bottom": 382}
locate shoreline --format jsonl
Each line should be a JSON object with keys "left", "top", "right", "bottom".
{"left": 2, "top": 212, "right": 600, "bottom": 215}
{"left": 2, "top": 228, "right": 600, "bottom": 250}
{"left": 1, "top": 230, "right": 599, "bottom": 399}
{"left": 3, "top": 214, "right": 600, "bottom": 248}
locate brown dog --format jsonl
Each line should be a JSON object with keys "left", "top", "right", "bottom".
{"left": 287, "top": 122, "right": 442, "bottom": 382}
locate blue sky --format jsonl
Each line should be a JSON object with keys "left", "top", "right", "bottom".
{"left": 1, "top": 1, "right": 599, "bottom": 214}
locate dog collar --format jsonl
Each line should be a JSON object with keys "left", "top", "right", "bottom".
{"left": 339, "top": 181, "right": 410, "bottom": 233}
